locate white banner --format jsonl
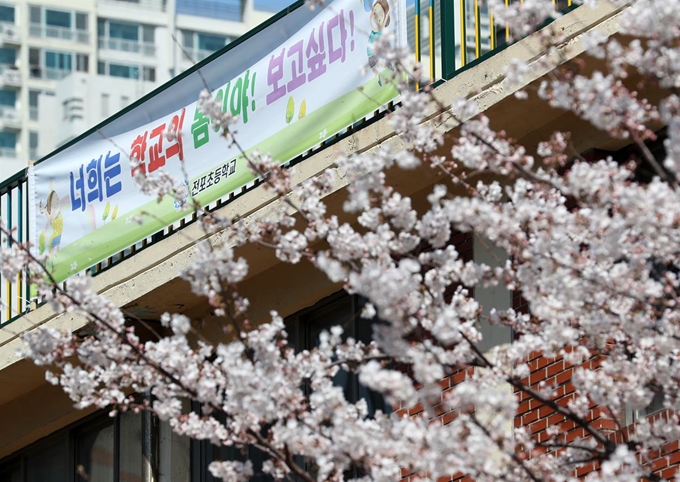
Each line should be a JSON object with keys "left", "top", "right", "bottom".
{"left": 31, "top": 0, "right": 407, "bottom": 283}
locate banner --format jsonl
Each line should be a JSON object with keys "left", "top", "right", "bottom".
{"left": 30, "top": 0, "right": 407, "bottom": 283}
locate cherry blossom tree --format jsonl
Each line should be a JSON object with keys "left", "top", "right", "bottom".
{"left": 3, "top": 0, "right": 680, "bottom": 480}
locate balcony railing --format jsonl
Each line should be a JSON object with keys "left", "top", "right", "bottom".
{"left": 0, "top": 105, "right": 21, "bottom": 129}
{"left": 0, "top": 0, "right": 580, "bottom": 327}
{"left": 0, "top": 64, "right": 20, "bottom": 87}
{"left": 29, "top": 24, "right": 90, "bottom": 44}
{"left": 0, "top": 21, "right": 19, "bottom": 45}
{"left": 30, "top": 67, "right": 72, "bottom": 80}
{"left": 97, "top": 0, "right": 167, "bottom": 12}
{"left": 189, "top": 48, "right": 216, "bottom": 63}
{"left": 0, "top": 146, "right": 16, "bottom": 158}
{"left": 29, "top": 106, "right": 38, "bottom": 121}
{"left": 98, "top": 37, "right": 156, "bottom": 57}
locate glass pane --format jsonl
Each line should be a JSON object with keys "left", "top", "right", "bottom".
{"left": 306, "top": 296, "right": 355, "bottom": 402}
{"left": 29, "top": 48, "right": 40, "bottom": 64}
{"left": 0, "top": 5, "right": 14, "bottom": 23}
{"left": 0, "top": 130, "right": 16, "bottom": 148}
{"left": 0, "top": 47, "right": 16, "bottom": 64}
{"left": 142, "top": 25, "right": 154, "bottom": 43}
{"left": 143, "top": 67, "right": 155, "bottom": 82}
{"left": 26, "top": 436, "right": 68, "bottom": 482}
{"left": 29, "top": 6, "right": 41, "bottom": 24}
{"left": 119, "top": 412, "right": 143, "bottom": 482}
{"left": 109, "top": 63, "right": 136, "bottom": 78}
{"left": 45, "top": 9, "right": 71, "bottom": 28}
{"left": 182, "top": 30, "right": 193, "bottom": 49}
{"left": 97, "top": 18, "right": 105, "bottom": 36}
{"left": 29, "top": 131, "right": 38, "bottom": 148}
{"left": 76, "top": 12, "right": 87, "bottom": 30}
{"left": 109, "top": 21, "right": 139, "bottom": 41}
{"left": 97, "top": 61, "right": 105, "bottom": 75}
{"left": 76, "top": 421, "right": 115, "bottom": 482}
{"left": 29, "top": 89, "right": 40, "bottom": 106}
{"left": 76, "top": 54, "right": 88, "bottom": 72}
{"left": 0, "top": 89, "right": 16, "bottom": 106}
{"left": 0, "top": 460, "right": 21, "bottom": 482}
{"left": 197, "top": 33, "right": 226, "bottom": 52}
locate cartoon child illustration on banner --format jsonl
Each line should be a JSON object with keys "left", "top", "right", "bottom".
{"left": 39, "top": 189, "right": 64, "bottom": 256}
{"left": 367, "top": 0, "right": 392, "bottom": 86}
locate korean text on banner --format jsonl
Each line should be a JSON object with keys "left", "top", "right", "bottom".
{"left": 30, "top": 0, "right": 407, "bottom": 283}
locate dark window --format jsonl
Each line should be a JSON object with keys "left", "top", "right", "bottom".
{"left": 0, "top": 412, "right": 143, "bottom": 482}
{"left": 191, "top": 292, "right": 389, "bottom": 482}
{"left": 0, "top": 5, "right": 14, "bottom": 23}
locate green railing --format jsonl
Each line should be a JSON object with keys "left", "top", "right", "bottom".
{"left": 0, "top": 169, "right": 30, "bottom": 324}
{"left": 0, "top": 0, "right": 577, "bottom": 326}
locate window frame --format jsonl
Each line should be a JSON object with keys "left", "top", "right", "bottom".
{"left": 0, "top": 411, "right": 144, "bottom": 482}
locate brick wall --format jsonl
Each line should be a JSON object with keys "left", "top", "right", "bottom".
{"left": 396, "top": 233, "right": 680, "bottom": 481}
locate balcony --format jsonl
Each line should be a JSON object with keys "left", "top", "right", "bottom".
{"left": 0, "top": 145, "right": 15, "bottom": 158}
{"left": 0, "top": 22, "right": 19, "bottom": 46}
{"left": 189, "top": 48, "right": 216, "bottom": 63}
{"left": 97, "top": 0, "right": 166, "bottom": 12}
{"left": 0, "top": 106, "right": 20, "bottom": 130}
{"left": 29, "top": 66, "right": 72, "bottom": 81}
{"left": 29, "top": 24, "right": 89, "bottom": 44}
{"left": 98, "top": 37, "right": 156, "bottom": 57}
{"left": 0, "top": 65, "right": 19, "bottom": 88}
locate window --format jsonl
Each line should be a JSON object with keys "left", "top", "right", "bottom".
{"left": 29, "top": 49, "right": 87, "bottom": 79}
{"left": 191, "top": 292, "right": 388, "bottom": 481}
{"left": 0, "top": 4, "right": 14, "bottom": 23}
{"left": 286, "top": 293, "right": 390, "bottom": 416}
{"left": 0, "top": 47, "right": 15, "bottom": 65}
{"left": 29, "top": 6, "right": 88, "bottom": 42}
{"left": 0, "top": 412, "right": 143, "bottom": 482}
{"left": 45, "top": 8, "right": 70, "bottom": 28}
{"left": 98, "top": 61, "right": 155, "bottom": 81}
{"left": 182, "top": 30, "right": 230, "bottom": 61}
{"left": 0, "top": 89, "right": 15, "bottom": 106}
{"left": 101, "top": 93, "right": 109, "bottom": 118}
{"left": 29, "top": 131, "right": 38, "bottom": 159}
{"left": 98, "top": 19, "right": 155, "bottom": 55}
{"left": 45, "top": 50, "right": 72, "bottom": 70}
{"left": 109, "top": 20, "right": 139, "bottom": 40}
{"left": 0, "top": 130, "right": 16, "bottom": 148}
{"left": 29, "top": 89, "right": 48, "bottom": 121}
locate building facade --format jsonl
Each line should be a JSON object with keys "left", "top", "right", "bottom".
{"left": 1, "top": 0, "right": 678, "bottom": 481}
{"left": 0, "top": 0, "right": 279, "bottom": 181}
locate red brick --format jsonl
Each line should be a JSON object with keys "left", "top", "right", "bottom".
{"left": 538, "top": 405, "right": 554, "bottom": 418}
{"left": 530, "top": 368, "right": 547, "bottom": 385}
{"left": 547, "top": 361, "right": 565, "bottom": 377}
{"left": 530, "top": 419, "right": 548, "bottom": 434}
{"left": 523, "top": 410, "right": 539, "bottom": 425}
{"left": 556, "top": 369, "right": 572, "bottom": 385}
{"left": 518, "top": 400, "right": 531, "bottom": 415}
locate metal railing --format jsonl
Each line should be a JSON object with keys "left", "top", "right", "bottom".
{"left": 30, "top": 67, "right": 72, "bottom": 80}
{"left": 0, "top": 146, "right": 16, "bottom": 158}
{"left": 97, "top": 0, "right": 167, "bottom": 12}
{"left": 0, "top": 21, "right": 19, "bottom": 44}
{"left": 98, "top": 37, "right": 156, "bottom": 57}
{"left": 0, "top": 0, "right": 579, "bottom": 326}
{"left": 0, "top": 170, "right": 29, "bottom": 324}
{"left": 28, "top": 24, "right": 89, "bottom": 43}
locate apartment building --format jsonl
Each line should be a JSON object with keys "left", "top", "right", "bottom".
{"left": 0, "top": 0, "right": 280, "bottom": 181}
